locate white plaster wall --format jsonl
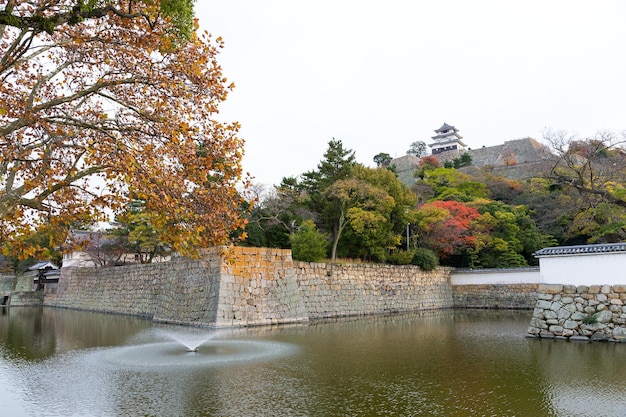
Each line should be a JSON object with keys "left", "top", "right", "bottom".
{"left": 539, "top": 253, "right": 626, "bottom": 286}
{"left": 451, "top": 269, "right": 541, "bottom": 285}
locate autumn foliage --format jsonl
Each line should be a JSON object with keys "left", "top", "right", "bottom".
{"left": 417, "top": 200, "right": 480, "bottom": 257}
{"left": 1, "top": 1, "right": 247, "bottom": 258}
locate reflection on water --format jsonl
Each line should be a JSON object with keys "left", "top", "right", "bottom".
{"left": 1, "top": 307, "right": 625, "bottom": 416}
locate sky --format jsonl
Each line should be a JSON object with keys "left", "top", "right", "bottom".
{"left": 195, "top": 1, "right": 626, "bottom": 187}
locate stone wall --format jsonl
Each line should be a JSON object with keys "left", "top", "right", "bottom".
{"left": 45, "top": 260, "right": 170, "bottom": 317}
{"left": 45, "top": 247, "right": 312, "bottom": 327}
{"left": 453, "top": 284, "right": 539, "bottom": 309}
{"left": 41, "top": 247, "right": 567, "bottom": 327}
{"left": 9, "top": 291, "right": 44, "bottom": 306}
{"left": 44, "top": 248, "right": 455, "bottom": 326}
{"left": 295, "top": 263, "right": 454, "bottom": 318}
{"left": 0, "top": 273, "right": 15, "bottom": 291}
{"left": 527, "top": 284, "right": 626, "bottom": 342}
{"left": 212, "top": 247, "right": 309, "bottom": 327}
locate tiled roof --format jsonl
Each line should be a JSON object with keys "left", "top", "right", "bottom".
{"left": 435, "top": 122, "right": 455, "bottom": 133}
{"left": 28, "top": 261, "right": 59, "bottom": 270}
{"left": 534, "top": 243, "right": 626, "bottom": 257}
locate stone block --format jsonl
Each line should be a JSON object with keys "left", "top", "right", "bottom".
{"left": 549, "top": 325, "right": 564, "bottom": 334}
{"left": 588, "top": 285, "right": 601, "bottom": 294}
{"left": 527, "top": 326, "right": 541, "bottom": 335}
{"left": 563, "top": 285, "right": 577, "bottom": 294}
{"left": 544, "top": 310, "right": 557, "bottom": 319}
{"left": 550, "top": 301, "right": 563, "bottom": 312}
{"left": 596, "top": 293, "right": 608, "bottom": 303}
{"left": 613, "top": 285, "right": 626, "bottom": 293}
{"left": 557, "top": 309, "right": 572, "bottom": 320}
{"left": 576, "top": 285, "right": 590, "bottom": 293}
{"left": 537, "top": 300, "right": 552, "bottom": 309}
{"left": 611, "top": 298, "right": 624, "bottom": 306}
{"left": 601, "top": 285, "right": 612, "bottom": 294}
{"left": 613, "top": 327, "right": 626, "bottom": 341}
{"left": 564, "top": 320, "right": 578, "bottom": 329}
{"left": 539, "top": 284, "right": 563, "bottom": 294}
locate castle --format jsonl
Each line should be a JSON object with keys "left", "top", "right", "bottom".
{"left": 392, "top": 123, "right": 554, "bottom": 186}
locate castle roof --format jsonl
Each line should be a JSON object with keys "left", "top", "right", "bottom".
{"left": 435, "top": 122, "right": 457, "bottom": 133}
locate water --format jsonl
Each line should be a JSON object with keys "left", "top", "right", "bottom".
{"left": 1, "top": 307, "right": 625, "bottom": 417}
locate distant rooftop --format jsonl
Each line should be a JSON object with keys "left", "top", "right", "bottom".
{"left": 435, "top": 122, "right": 456, "bottom": 133}
{"left": 534, "top": 243, "right": 626, "bottom": 257}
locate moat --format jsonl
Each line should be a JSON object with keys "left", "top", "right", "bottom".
{"left": 1, "top": 307, "right": 625, "bottom": 416}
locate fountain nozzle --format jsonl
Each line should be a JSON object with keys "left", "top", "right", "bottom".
{"left": 185, "top": 347, "right": 198, "bottom": 353}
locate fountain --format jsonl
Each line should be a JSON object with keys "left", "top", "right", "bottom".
{"left": 89, "top": 327, "right": 296, "bottom": 371}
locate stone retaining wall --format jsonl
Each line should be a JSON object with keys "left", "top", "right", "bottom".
{"left": 453, "top": 284, "right": 539, "bottom": 309}
{"left": 527, "top": 284, "right": 626, "bottom": 342}
{"left": 41, "top": 247, "right": 565, "bottom": 327}
{"left": 295, "top": 263, "right": 454, "bottom": 318}
{"left": 9, "top": 291, "right": 44, "bottom": 306}
{"left": 44, "top": 248, "right": 456, "bottom": 326}
{"left": 0, "top": 274, "right": 15, "bottom": 291}
{"left": 212, "top": 247, "right": 308, "bottom": 327}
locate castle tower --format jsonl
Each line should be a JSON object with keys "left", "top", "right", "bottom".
{"left": 429, "top": 122, "right": 467, "bottom": 155}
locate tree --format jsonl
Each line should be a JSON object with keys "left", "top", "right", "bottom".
{"left": 541, "top": 130, "right": 626, "bottom": 244}
{"left": 415, "top": 200, "right": 480, "bottom": 259}
{"left": 545, "top": 130, "right": 626, "bottom": 210}
{"left": 240, "top": 182, "right": 304, "bottom": 248}
{"left": 1, "top": 0, "right": 247, "bottom": 258}
{"left": 290, "top": 220, "right": 328, "bottom": 262}
{"left": 414, "top": 155, "right": 440, "bottom": 179}
{"left": 407, "top": 141, "right": 427, "bottom": 157}
{"left": 353, "top": 164, "right": 417, "bottom": 252}
{"left": 300, "top": 138, "right": 356, "bottom": 197}
{"left": 443, "top": 153, "right": 472, "bottom": 169}
{"left": 373, "top": 152, "right": 392, "bottom": 167}
{"left": 0, "top": 1, "right": 195, "bottom": 39}
{"left": 324, "top": 177, "right": 395, "bottom": 261}
{"left": 109, "top": 199, "right": 170, "bottom": 264}
{"left": 419, "top": 167, "right": 486, "bottom": 202}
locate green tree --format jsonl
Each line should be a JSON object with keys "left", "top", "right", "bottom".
{"left": 240, "top": 182, "right": 304, "bottom": 249}
{"left": 419, "top": 167, "right": 486, "bottom": 202}
{"left": 324, "top": 178, "right": 396, "bottom": 261}
{"left": 353, "top": 165, "right": 417, "bottom": 252}
{"left": 291, "top": 220, "right": 328, "bottom": 262}
{"left": 469, "top": 201, "right": 553, "bottom": 268}
{"left": 301, "top": 138, "right": 356, "bottom": 197}
{"left": 109, "top": 200, "right": 170, "bottom": 264}
{"left": 373, "top": 152, "right": 393, "bottom": 167}
{"left": 407, "top": 141, "right": 428, "bottom": 157}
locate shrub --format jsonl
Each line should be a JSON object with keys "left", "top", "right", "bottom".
{"left": 386, "top": 250, "right": 415, "bottom": 265}
{"left": 412, "top": 248, "right": 439, "bottom": 271}
{"left": 291, "top": 220, "right": 328, "bottom": 262}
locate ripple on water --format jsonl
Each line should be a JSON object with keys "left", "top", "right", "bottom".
{"left": 85, "top": 339, "right": 297, "bottom": 371}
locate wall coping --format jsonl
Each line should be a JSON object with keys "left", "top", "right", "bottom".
{"left": 452, "top": 267, "right": 539, "bottom": 274}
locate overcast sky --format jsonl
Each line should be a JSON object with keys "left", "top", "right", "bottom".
{"left": 195, "top": 1, "right": 626, "bottom": 187}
